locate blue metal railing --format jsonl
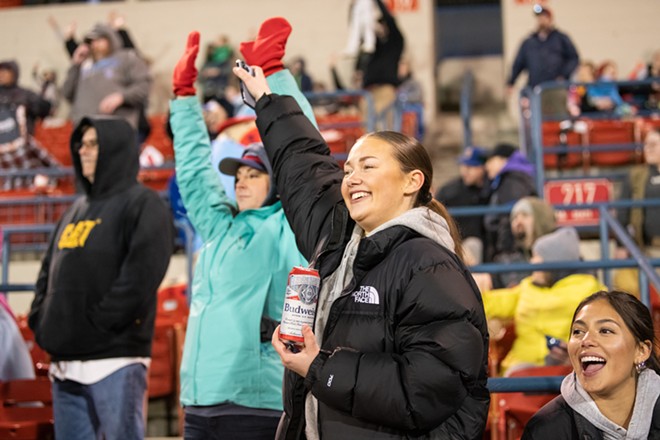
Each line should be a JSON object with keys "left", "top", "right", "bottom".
{"left": 523, "top": 78, "right": 660, "bottom": 195}
{"left": 0, "top": 163, "right": 175, "bottom": 184}
{"left": 304, "top": 89, "right": 405, "bottom": 134}
{"left": 0, "top": 219, "right": 196, "bottom": 301}
{"left": 488, "top": 375, "right": 564, "bottom": 393}
{"left": 450, "top": 198, "right": 660, "bottom": 308}
{"left": 470, "top": 201, "right": 660, "bottom": 396}
{"left": 1, "top": 224, "right": 54, "bottom": 286}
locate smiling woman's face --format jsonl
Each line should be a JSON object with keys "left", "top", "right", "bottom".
{"left": 569, "top": 299, "right": 651, "bottom": 400}
{"left": 234, "top": 165, "right": 270, "bottom": 212}
{"left": 340, "top": 137, "right": 419, "bottom": 235}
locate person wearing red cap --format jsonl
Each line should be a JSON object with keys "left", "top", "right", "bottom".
{"left": 169, "top": 19, "right": 316, "bottom": 439}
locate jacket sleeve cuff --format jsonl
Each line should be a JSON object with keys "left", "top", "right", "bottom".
{"left": 304, "top": 349, "right": 331, "bottom": 390}
{"left": 310, "top": 347, "right": 360, "bottom": 413}
{"left": 169, "top": 95, "right": 201, "bottom": 113}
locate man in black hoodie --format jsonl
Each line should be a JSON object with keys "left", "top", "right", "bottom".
{"left": 28, "top": 116, "right": 173, "bottom": 440}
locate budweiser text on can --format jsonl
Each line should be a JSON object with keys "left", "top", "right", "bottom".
{"left": 280, "top": 266, "right": 320, "bottom": 348}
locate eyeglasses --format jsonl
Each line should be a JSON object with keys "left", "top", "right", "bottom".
{"left": 78, "top": 139, "right": 99, "bottom": 151}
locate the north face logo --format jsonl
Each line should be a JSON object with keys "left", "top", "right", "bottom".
{"left": 352, "top": 286, "right": 379, "bottom": 304}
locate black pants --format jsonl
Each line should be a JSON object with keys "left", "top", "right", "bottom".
{"left": 184, "top": 413, "right": 280, "bottom": 440}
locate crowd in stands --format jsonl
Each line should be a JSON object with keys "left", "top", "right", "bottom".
{"left": 1, "top": 1, "right": 660, "bottom": 439}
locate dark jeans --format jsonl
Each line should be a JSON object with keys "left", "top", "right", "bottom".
{"left": 184, "top": 413, "right": 280, "bottom": 440}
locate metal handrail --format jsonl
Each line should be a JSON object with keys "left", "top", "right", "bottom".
{"left": 487, "top": 375, "right": 564, "bottom": 393}
{"left": 304, "top": 89, "right": 379, "bottom": 132}
{"left": 599, "top": 207, "right": 660, "bottom": 305}
{"left": 449, "top": 199, "right": 660, "bottom": 308}
{"left": 1, "top": 224, "right": 55, "bottom": 286}
{"left": 524, "top": 78, "right": 660, "bottom": 195}
{"left": 1, "top": 220, "right": 196, "bottom": 301}
{"left": 448, "top": 197, "right": 660, "bottom": 217}
{"left": 471, "top": 258, "right": 660, "bottom": 275}
{"left": 304, "top": 89, "right": 407, "bottom": 133}
{"left": 0, "top": 163, "right": 175, "bottom": 180}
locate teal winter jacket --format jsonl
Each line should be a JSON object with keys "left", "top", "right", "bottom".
{"left": 170, "top": 81, "right": 308, "bottom": 409}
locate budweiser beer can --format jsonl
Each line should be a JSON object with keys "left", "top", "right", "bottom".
{"left": 280, "top": 266, "right": 320, "bottom": 347}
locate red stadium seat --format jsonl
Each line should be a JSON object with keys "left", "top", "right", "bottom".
{"left": 0, "top": 0, "right": 23, "bottom": 8}
{"left": 0, "top": 377, "right": 54, "bottom": 440}
{"left": 586, "top": 119, "right": 637, "bottom": 166}
{"left": 541, "top": 121, "right": 584, "bottom": 169}
{"left": 488, "top": 320, "right": 516, "bottom": 377}
{"left": 138, "top": 168, "right": 174, "bottom": 192}
{"left": 155, "top": 283, "right": 189, "bottom": 327}
{"left": 494, "top": 365, "right": 573, "bottom": 440}
{"left": 147, "top": 284, "right": 189, "bottom": 435}
{"left": 33, "top": 121, "right": 74, "bottom": 167}
{"left": 143, "top": 115, "right": 174, "bottom": 162}
{"left": 316, "top": 114, "right": 365, "bottom": 158}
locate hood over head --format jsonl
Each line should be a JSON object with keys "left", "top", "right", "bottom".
{"left": 0, "top": 60, "right": 19, "bottom": 87}
{"left": 83, "top": 23, "right": 122, "bottom": 54}
{"left": 70, "top": 116, "right": 139, "bottom": 198}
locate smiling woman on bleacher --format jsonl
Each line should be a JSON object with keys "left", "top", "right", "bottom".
{"left": 522, "top": 290, "right": 660, "bottom": 439}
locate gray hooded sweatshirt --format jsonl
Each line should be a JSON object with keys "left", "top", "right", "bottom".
{"left": 561, "top": 369, "right": 660, "bottom": 439}
{"left": 62, "top": 23, "right": 151, "bottom": 129}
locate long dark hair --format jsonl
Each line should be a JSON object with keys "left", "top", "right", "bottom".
{"left": 361, "top": 131, "right": 464, "bottom": 262}
{"left": 572, "top": 290, "right": 660, "bottom": 374}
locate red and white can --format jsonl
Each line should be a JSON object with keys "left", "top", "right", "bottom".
{"left": 279, "top": 266, "right": 320, "bottom": 348}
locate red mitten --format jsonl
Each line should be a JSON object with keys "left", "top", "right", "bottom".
{"left": 172, "top": 31, "right": 200, "bottom": 96}
{"left": 239, "top": 17, "right": 292, "bottom": 76}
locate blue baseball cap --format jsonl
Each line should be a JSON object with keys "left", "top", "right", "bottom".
{"left": 459, "top": 147, "right": 487, "bottom": 167}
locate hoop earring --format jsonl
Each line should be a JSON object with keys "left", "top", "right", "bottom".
{"left": 636, "top": 361, "right": 647, "bottom": 374}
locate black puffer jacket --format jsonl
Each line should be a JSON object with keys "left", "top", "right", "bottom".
{"left": 255, "top": 94, "right": 490, "bottom": 439}
{"left": 522, "top": 395, "right": 660, "bottom": 439}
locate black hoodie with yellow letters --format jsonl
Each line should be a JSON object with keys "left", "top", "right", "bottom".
{"left": 28, "top": 116, "right": 173, "bottom": 361}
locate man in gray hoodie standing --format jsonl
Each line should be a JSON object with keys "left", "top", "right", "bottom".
{"left": 62, "top": 23, "right": 150, "bottom": 130}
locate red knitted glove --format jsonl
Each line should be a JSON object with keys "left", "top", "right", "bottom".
{"left": 239, "top": 17, "right": 292, "bottom": 77}
{"left": 172, "top": 31, "right": 200, "bottom": 96}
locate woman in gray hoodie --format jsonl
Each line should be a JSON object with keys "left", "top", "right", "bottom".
{"left": 523, "top": 290, "right": 660, "bottom": 439}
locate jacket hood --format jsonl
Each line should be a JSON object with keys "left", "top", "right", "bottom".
{"left": 0, "top": 60, "right": 19, "bottom": 87}
{"left": 562, "top": 369, "right": 660, "bottom": 439}
{"left": 500, "top": 151, "right": 535, "bottom": 177}
{"left": 84, "top": 23, "right": 122, "bottom": 54}
{"left": 491, "top": 151, "right": 535, "bottom": 190}
{"left": 368, "top": 207, "right": 455, "bottom": 253}
{"left": 70, "top": 116, "right": 139, "bottom": 198}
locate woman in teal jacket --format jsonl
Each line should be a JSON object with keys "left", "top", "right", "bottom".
{"left": 169, "top": 25, "right": 314, "bottom": 439}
